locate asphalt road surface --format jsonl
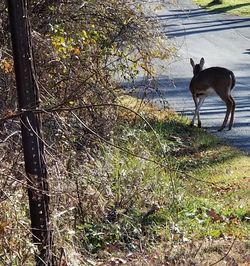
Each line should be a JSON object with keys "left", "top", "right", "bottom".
{"left": 153, "top": 0, "right": 250, "bottom": 154}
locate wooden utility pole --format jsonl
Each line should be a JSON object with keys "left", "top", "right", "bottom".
{"left": 7, "top": 0, "right": 53, "bottom": 265}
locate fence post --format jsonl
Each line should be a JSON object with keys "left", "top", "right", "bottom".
{"left": 7, "top": 0, "right": 53, "bottom": 264}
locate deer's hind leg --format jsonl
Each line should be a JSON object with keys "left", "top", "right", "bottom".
{"left": 228, "top": 95, "right": 235, "bottom": 130}
{"left": 219, "top": 96, "right": 234, "bottom": 131}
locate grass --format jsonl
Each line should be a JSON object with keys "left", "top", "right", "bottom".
{"left": 94, "top": 96, "right": 250, "bottom": 240}
{"left": 85, "top": 95, "right": 250, "bottom": 264}
{"left": 195, "top": 0, "right": 250, "bottom": 16}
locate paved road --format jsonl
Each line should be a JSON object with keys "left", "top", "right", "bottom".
{"left": 152, "top": 0, "right": 250, "bottom": 154}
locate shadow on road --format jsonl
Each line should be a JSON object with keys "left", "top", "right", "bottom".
{"left": 243, "top": 48, "right": 250, "bottom": 55}
{"left": 159, "top": 8, "right": 250, "bottom": 37}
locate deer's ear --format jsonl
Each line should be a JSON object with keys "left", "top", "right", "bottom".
{"left": 200, "top": 57, "right": 205, "bottom": 68}
{"left": 190, "top": 58, "right": 195, "bottom": 67}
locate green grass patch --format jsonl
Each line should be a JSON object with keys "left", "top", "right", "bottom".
{"left": 77, "top": 96, "right": 250, "bottom": 254}
{"left": 195, "top": 0, "right": 250, "bottom": 16}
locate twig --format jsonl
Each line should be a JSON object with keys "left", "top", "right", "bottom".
{"left": 0, "top": 131, "right": 21, "bottom": 144}
{"left": 193, "top": 241, "right": 203, "bottom": 258}
{"left": 209, "top": 238, "right": 236, "bottom": 266}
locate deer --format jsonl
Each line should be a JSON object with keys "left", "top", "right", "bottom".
{"left": 189, "top": 57, "right": 236, "bottom": 131}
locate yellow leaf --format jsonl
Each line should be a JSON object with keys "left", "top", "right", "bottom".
{"left": 0, "top": 59, "right": 14, "bottom": 73}
{"left": 74, "top": 47, "right": 81, "bottom": 55}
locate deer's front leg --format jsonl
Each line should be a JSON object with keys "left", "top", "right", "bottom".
{"left": 191, "top": 95, "right": 206, "bottom": 128}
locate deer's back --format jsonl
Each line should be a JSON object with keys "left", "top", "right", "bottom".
{"left": 190, "top": 67, "right": 235, "bottom": 96}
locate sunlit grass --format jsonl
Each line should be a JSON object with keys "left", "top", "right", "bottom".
{"left": 106, "top": 96, "right": 250, "bottom": 241}
{"left": 195, "top": 0, "right": 250, "bottom": 16}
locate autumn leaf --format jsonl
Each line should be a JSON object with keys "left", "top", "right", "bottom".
{"left": 0, "top": 58, "right": 14, "bottom": 73}
{"left": 207, "top": 208, "right": 225, "bottom": 222}
{"left": 74, "top": 47, "right": 81, "bottom": 55}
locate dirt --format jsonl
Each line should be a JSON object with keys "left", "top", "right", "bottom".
{"left": 96, "top": 239, "right": 250, "bottom": 266}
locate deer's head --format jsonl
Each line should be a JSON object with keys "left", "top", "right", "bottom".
{"left": 190, "top": 57, "right": 205, "bottom": 77}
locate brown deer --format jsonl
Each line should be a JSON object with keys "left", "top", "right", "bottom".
{"left": 189, "top": 58, "right": 236, "bottom": 131}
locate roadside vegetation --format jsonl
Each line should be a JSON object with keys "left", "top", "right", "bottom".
{"left": 0, "top": 0, "right": 249, "bottom": 265}
{"left": 91, "top": 97, "right": 250, "bottom": 264}
{"left": 195, "top": 0, "right": 250, "bottom": 16}
{"left": 1, "top": 94, "right": 249, "bottom": 264}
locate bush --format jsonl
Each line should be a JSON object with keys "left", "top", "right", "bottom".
{"left": 0, "top": 1, "right": 171, "bottom": 263}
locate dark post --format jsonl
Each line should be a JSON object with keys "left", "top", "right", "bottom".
{"left": 7, "top": 0, "right": 53, "bottom": 265}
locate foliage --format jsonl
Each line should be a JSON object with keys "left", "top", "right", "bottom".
{"left": 0, "top": 0, "right": 172, "bottom": 264}
{"left": 0, "top": 0, "right": 170, "bottom": 130}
